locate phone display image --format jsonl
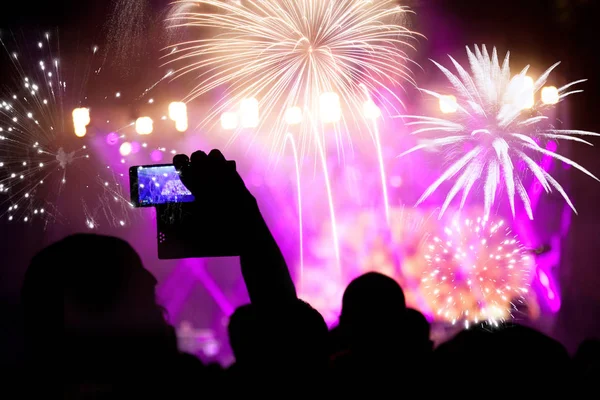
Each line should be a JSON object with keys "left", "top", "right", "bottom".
{"left": 130, "top": 165, "right": 195, "bottom": 207}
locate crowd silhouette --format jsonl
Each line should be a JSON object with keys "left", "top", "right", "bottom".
{"left": 13, "top": 150, "right": 600, "bottom": 397}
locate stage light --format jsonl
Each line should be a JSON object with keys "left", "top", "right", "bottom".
{"left": 72, "top": 108, "right": 90, "bottom": 137}
{"left": 320, "top": 92, "right": 341, "bottom": 123}
{"left": 136, "top": 117, "right": 153, "bottom": 135}
{"left": 363, "top": 100, "right": 381, "bottom": 119}
{"left": 510, "top": 75, "right": 535, "bottom": 109}
{"left": 285, "top": 106, "right": 303, "bottom": 125}
{"left": 169, "top": 102, "right": 188, "bottom": 132}
{"left": 120, "top": 142, "right": 132, "bottom": 156}
{"left": 439, "top": 95, "right": 458, "bottom": 114}
{"left": 521, "top": 76, "right": 535, "bottom": 109}
{"left": 240, "top": 97, "right": 259, "bottom": 128}
{"left": 221, "top": 112, "right": 238, "bottom": 130}
{"left": 541, "top": 86, "right": 560, "bottom": 105}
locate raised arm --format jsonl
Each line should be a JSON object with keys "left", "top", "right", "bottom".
{"left": 173, "top": 150, "right": 297, "bottom": 307}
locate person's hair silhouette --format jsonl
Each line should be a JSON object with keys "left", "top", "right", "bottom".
{"left": 22, "top": 234, "right": 178, "bottom": 383}
{"left": 340, "top": 272, "right": 406, "bottom": 349}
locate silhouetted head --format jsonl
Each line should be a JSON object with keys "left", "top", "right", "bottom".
{"left": 22, "top": 234, "right": 176, "bottom": 375}
{"left": 228, "top": 304, "right": 259, "bottom": 364}
{"left": 265, "top": 300, "right": 329, "bottom": 375}
{"left": 404, "top": 308, "right": 433, "bottom": 353}
{"left": 340, "top": 272, "right": 406, "bottom": 344}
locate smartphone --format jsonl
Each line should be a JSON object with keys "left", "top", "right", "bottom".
{"left": 129, "top": 164, "right": 195, "bottom": 207}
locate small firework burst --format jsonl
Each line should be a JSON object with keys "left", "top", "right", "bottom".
{"left": 420, "top": 215, "right": 535, "bottom": 327}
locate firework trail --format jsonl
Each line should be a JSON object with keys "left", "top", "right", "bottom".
{"left": 165, "top": 0, "right": 420, "bottom": 158}
{"left": 420, "top": 215, "right": 535, "bottom": 327}
{"left": 0, "top": 32, "right": 132, "bottom": 228}
{"left": 399, "top": 45, "right": 599, "bottom": 220}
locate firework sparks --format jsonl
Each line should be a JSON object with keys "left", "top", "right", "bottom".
{"left": 420, "top": 215, "right": 535, "bottom": 327}
{"left": 399, "top": 45, "right": 599, "bottom": 220}
{"left": 0, "top": 32, "right": 132, "bottom": 228}
{"left": 166, "top": 0, "right": 420, "bottom": 158}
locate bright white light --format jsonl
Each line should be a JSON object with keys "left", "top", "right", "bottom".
{"left": 320, "top": 92, "right": 341, "bottom": 123}
{"left": 119, "top": 142, "right": 133, "bottom": 156}
{"left": 510, "top": 75, "right": 535, "bottom": 109}
{"left": 439, "top": 95, "right": 458, "bottom": 114}
{"left": 136, "top": 117, "right": 153, "bottom": 135}
{"left": 541, "top": 86, "right": 560, "bottom": 105}
{"left": 72, "top": 108, "right": 90, "bottom": 137}
{"left": 240, "top": 97, "right": 259, "bottom": 128}
{"left": 221, "top": 112, "right": 238, "bottom": 130}
{"left": 285, "top": 107, "right": 302, "bottom": 125}
{"left": 169, "top": 102, "right": 188, "bottom": 132}
{"left": 363, "top": 100, "right": 381, "bottom": 119}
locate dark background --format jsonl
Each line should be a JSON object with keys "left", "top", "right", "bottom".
{"left": 1, "top": 0, "right": 599, "bottom": 365}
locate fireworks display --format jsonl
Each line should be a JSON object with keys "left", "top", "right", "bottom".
{"left": 400, "top": 45, "right": 599, "bottom": 220}
{"left": 166, "top": 0, "right": 420, "bottom": 158}
{"left": 0, "top": 32, "right": 132, "bottom": 228}
{"left": 420, "top": 215, "right": 535, "bottom": 327}
{"left": 3, "top": 3, "right": 591, "bottom": 351}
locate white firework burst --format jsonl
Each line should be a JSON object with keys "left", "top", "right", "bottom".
{"left": 400, "top": 45, "right": 599, "bottom": 220}
{"left": 165, "top": 0, "right": 420, "bottom": 158}
{"left": 0, "top": 32, "right": 132, "bottom": 228}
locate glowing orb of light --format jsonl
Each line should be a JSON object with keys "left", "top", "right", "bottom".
{"left": 105, "top": 132, "right": 119, "bottom": 146}
{"left": 119, "top": 142, "right": 133, "bottom": 156}
{"left": 240, "top": 97, "right": 259, "bottom": 128}
{"left": 511, "top": 75, "right": 535, "bottom": 110}
{"left": 72, "top": 107, "right": 90, "bottom": 137}
{"left": 285, "top": 107, "right": 303, "bottom": 125}
{"left": 220, "top": 112, "right": 238, "bottom": 130}
{"left": 135, "top": 117, "right": 153, "bottom": 135}
{"left": 438, "top": 95, "right": 458, "bottom": 114}
{"left": 363, "top": 100, "right": 381, "bottom": 120}
{"left": 150, "top": 149, "right": 163, "bottom": 162}
{"left": 541, "top": 86, "right": 560, "bottom": 105}
{"left": 420, "top": 215, "right": 535, "bottom": 327}
{"left": 319, "top": 92, "right": 341, "bottom": 123}
{"left": 169, "top": 102, "right": 188, "bottom": 132}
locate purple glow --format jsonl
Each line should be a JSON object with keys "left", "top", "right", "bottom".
{"left": 150, "top": 149, "right": 164, "bottom": 162}
{"left": 106, "top": 132, "right": 119, "bottom": 146}
{"left": 131, "top": 141, "right": 141, "bottom": 154}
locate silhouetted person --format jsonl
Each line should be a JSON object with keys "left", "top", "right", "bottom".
{"left": 434, "top": 323, "right": 570, "bottom": 395}
{"left": 339, "top": 272, "right": 407, "bottom": 353}
{"left": 573, "top": 339, "right": 600, "bottom": 394}
{"left": 331, "top": 272, "right": 410, "bottom": 392}
{"left": 21, "top": 234, "right": 202, "bottom": 397}
{"left": 174, "top": 150, "right": 328, "bottom": 390}
{"left": 403, "top": 308, "right": 434, "bottom": 367}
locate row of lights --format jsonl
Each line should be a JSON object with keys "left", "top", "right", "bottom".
{"left": 74, "top": 95, "right": 382, "bottom": 137}
{"left": 74, "top": 85, "right": 561, "bottom": 136}
{"left": 438, "top": 81, "right": 561, "bottom": 114}
{"left": 220, "top": 93, "right": 382, "bottom": 130}
{"left": 72, "top": 102, "right": 189, "bottom": 137}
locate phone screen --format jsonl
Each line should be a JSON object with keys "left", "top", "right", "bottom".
{"left": 130, "top": 165, "right": 195, "bottom": 207}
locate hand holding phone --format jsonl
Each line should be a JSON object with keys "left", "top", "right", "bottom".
{"left": 129, "top": 150, "right": 253, "bottom": 259}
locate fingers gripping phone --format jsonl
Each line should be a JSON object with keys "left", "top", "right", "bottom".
{"left": 129, "top": 164, "right": 239, "bottom": 259}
